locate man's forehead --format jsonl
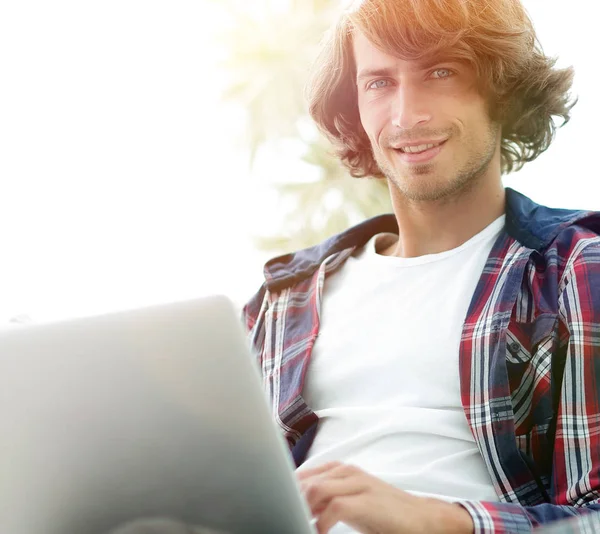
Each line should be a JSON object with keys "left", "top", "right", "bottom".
{"left": 352, "top": 30, "right": 395, "bottom": 64}
{"left": 352, "top": 30, "right": 451, "bottom": 73}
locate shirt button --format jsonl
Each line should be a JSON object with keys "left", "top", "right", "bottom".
{"left": 509, "top": 342, "right": 520, "bottom": 353}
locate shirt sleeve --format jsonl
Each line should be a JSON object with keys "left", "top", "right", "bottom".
{"left": 460, "top": 500, "right": 600, "bottom": 533}
{"left": 461, "top": 240, "right": 600, "bottom": 533}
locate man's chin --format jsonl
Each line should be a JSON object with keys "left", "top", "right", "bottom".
{"left": 387, "top": 174, "right": 466, "bottom": 203}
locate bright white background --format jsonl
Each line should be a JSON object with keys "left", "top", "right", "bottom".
{"left": 0, "top": 1, "right": 598, "bottom": 323}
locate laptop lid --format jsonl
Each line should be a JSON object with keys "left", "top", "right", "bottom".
{"left": 0, "top": 295, "right": 314, "bottom": 534}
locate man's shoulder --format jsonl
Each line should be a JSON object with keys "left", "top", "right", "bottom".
{"left": 244, "top": 188, "right": 600, "bottom": 322}
{"left": 505, "top": 187, "right": 600, "bottom": 252}
{"left": 257, "top": 188, "right": 600, "bottom": 288}
{"left": 260, "top": 213, "right": 397, "bottom": 293}
{"left": 241, "top": 213, "right": 396, "bottom": 325}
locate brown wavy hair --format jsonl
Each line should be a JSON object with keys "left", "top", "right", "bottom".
{"left": 307, "top": 0, "right": 576, "bottom": 177}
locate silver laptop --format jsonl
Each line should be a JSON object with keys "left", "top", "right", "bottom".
{"left": 0, "top": 296, "right": 316, "bottom": 534}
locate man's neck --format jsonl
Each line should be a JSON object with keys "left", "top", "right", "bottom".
{"left": 381, "top": 177, "right": 506, "bottom": 258}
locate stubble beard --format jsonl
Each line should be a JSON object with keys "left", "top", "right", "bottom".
{"left": 373, "top": 123, "right": 500, "bottom": 203}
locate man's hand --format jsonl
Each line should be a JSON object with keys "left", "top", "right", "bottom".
{"left": 297, "top": 462, "right": 475, "bottom": 534}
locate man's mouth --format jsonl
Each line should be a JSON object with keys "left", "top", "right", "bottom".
{"left": 396, "top": 140, "right": 446, "bottom": 154}
{"left": 391, "top": 139, "right": 447, "bottom": 163}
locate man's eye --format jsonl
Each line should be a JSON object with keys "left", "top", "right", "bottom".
{"left": 368, "top": 79, "right": 390, "bottom": 90}
{"left": 431, "top": 68, "right": 453, "bottom": 79}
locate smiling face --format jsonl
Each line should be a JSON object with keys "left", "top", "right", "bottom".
{"left": 353, "top": 31, "right": 501, "bottom": 202}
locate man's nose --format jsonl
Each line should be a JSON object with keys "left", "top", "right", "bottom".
{"left": 390, "top": 84, "right": 432, "bottom": 130}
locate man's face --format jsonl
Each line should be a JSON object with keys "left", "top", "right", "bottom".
{"left": 353, "top": 31, "right": 501, "bottom": 202}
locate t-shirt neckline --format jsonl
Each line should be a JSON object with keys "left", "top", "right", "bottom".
{"left": 360, "top": 214, "right": 506, "bottom": 267}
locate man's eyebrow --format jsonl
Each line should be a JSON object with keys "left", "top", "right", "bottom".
{"left": 356, "top": 67, "right": 396, "bottom": 82}
{"left": 355, "top": 60, "right": 460, "bottom": 83}
{"left": 420, "top": 57, "right": 461, "bottom": 69}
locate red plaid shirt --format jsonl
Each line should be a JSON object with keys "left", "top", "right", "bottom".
{"left": 243, "top": 188, "right": 600, "bottom": 532}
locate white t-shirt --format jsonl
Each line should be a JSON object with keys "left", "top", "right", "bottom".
{"left": 300, "top": 216, "right": 505, "bottom": 533}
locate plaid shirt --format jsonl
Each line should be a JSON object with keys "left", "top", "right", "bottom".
{"left": 243, "top": 188, "right": 600, "bottom": 533}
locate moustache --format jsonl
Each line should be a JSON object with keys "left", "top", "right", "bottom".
{"left": 383, "top": 128, "right": 454, "bottom": 147}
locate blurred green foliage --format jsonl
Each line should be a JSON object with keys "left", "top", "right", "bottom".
{"left": 218, "top": 0, "right": 391, "bottom": 252}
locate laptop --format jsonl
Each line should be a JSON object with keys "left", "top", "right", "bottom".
{"left": 0, "top": 295, "right": 316, "bottom": 534}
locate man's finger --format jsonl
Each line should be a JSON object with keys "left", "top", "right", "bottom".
{"left": 314, "top": 494, "right": 364, "bottom": 534}
{"left": 302, "top": 477, "right": 366, "bottom": 517}
{"left": 296, "top": 461, "right": 343, "bottom": 481}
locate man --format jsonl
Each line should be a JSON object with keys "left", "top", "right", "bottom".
{"left": 243, "top": 0, "right": 600, "bottom": 533}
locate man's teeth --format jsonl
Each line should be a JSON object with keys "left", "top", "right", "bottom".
{"left": 400, "top": 143, "right": 439, "bottom": 154}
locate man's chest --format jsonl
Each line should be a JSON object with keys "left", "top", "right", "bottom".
{"left": 303, "top": 244, "right": 496, "bottom": 410}
{"left": 302, "top": 258, "right": 478, "bottom": 410}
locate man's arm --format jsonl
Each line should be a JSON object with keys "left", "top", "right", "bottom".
{"left": 460, "top": 240, "right": 600, "bottom": 532}
{"left": 460, "top": 500, "right": 600, "bottom": 533}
